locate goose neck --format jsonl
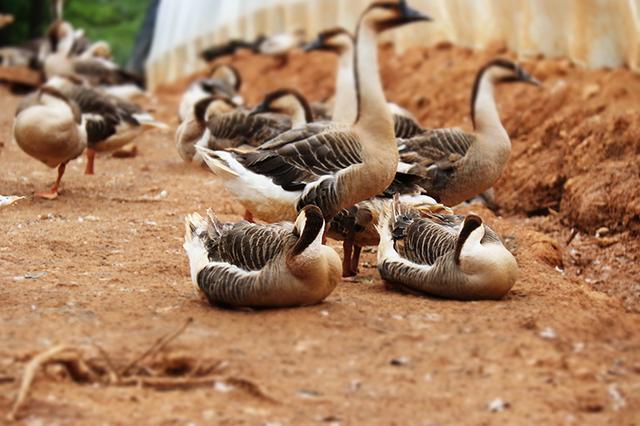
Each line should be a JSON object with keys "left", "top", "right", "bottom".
{"left": 332, "top": 43, "right": 356, "bottom": 123}
{"left": 472, "top": 72, "right": 505, "bottom": 137}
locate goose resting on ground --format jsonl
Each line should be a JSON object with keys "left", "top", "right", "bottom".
{"left": 183, "top": 205, "right": 341, "bottom": 308}
{"left": 178, "top": 64, "right": 243, "bottom": 122}
{"left": 397, "top": 58, "right": 540, "bottom": 206}
{"left": 198, "top": 0, "right": 431, "bottom": 223}
{"left": 376, "top": 196, "right": 518, "bottom": 299}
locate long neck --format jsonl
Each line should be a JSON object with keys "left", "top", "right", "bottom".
{"left": 331, "top": 43, "right": 357, "bottom": 123}
{"left": 353, "top": 20, "right": 393, "bottom": 130}
{"left": 290, "top": 105, "right": 307, "bottom": 127}
{"left": 471, "top": 71, "right": 505, "bottom": 136}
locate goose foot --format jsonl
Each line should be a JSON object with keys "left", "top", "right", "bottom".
{"left": 341, "top": 240, "right": 358, "bottom": 277}
{"left": 36, "top": 162, "right": 66, "bottom": 200}
{"left": 85, "top": 148, "right": 96, "bottom": 175}
{"left": 350, "top": 245, "right": 362, "bottom": 276}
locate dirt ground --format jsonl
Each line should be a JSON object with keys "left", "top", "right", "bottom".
{"left": 1, "top": 43, "right": 639, "bottom": 425}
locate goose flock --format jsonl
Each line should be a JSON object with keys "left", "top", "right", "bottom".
{"left": 8, "top": 1, "right": 541, "bottom": 308}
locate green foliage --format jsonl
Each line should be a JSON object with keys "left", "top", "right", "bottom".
{"left": 0, "top": 0, "right": 150, "bottom": 66}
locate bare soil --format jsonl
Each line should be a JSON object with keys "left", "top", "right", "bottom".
{"left": 1, "top": 43, "right": 639, "bottom": 425}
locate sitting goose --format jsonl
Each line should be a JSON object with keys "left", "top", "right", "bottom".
{"left": 178, "top": 88, "right": 313, "bottom": 166}
{"left": 183, "top": 205, "right": 341, "bottom": 308}
{"left": 304, "top": 27, "right": 423, "bottom": 138}
{"left": 397, "top": 58, "right": 539, "bottom": 206}
{"left": 178, "top": 64, "right": 243, "bottom": 122}
{"left": 376, "top": 196, "right": 518, "bottom": 300}
{"left": 13, "top": 86, "right": 86, "bottom": 199}
{"left": 46, "top": 76, "right": 167, "bottom": 175}
{"left": 199, "top": 1, "right": 431, "bottom": 224}
{"left": 328, "top": 173, "right": 450, "bottom": 277}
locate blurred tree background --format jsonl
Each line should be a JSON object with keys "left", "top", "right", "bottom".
{"left": 0, "top": 0, "right": 150, "bottom": 65}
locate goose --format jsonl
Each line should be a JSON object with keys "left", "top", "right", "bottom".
{"left": 376, "top": 195, "right": 518, "bottom": 299}
{"left": 183, "top": 205, "right": 341, "bottom": 308}
{"left": 328, "top": 172, "right": 450, "bottom": 277}
{"left": 178, "top": 64, "right": 244, "bottom": 122}
{"left": 198, "top": 1, "right": 432, "bottom": 224}
{"left": 396, "top": 58, "right": 539, "bottom": 206}
{"left": 46, "top": 76, "right": 167, "bottom": 175}
{"left": 178, "top": 88, "right": 313, "bottom": 168}
{"left": 13, "top": 86, "right": 86, "bottom": 199}
{"left": 304, "top": 27, "right": 423, "bottom": 138}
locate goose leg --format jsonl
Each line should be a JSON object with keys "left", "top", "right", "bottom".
{"left": 36, "top": 162, "right": 66, "bottom": 199}
{"left": 243, "top": 210, "right": 254, "bottom": 223}
{"left": 342, "top": 240, "right": 356, "bottom": 278}
{"left": 350, "top": 245, "right": 362, "bottom": 276}
{"left": 85, "top": 147, "right": 96, "bottom": 175}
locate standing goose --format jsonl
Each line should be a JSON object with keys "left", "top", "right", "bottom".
{"left": 304, "top": 27, "right": 423, "bottom": 137}
{"left": 46, "top": 76, "right": 167, "bottom": 175}
{"left": 199, "top": 1, "right": 432, "bottom": 223}
{"left": 397, "top": 59, "right": 539, "bottom": 206}
{"left": 328, "top": 172, "right": 449, "bottom": 277}
{"left": 178, "top": 64, "right": 243, "bottom": 122}
{"left": 183, "top": 205, "right": 341, "bottom": 308}
{"left": 13, "top": 87, "right": 86, "bottom": 199}
{"left": 376, "top": 196, "right": 518, "bottom": 299}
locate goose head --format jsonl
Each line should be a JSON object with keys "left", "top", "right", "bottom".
{"left": 47, "top": 20, "right": 75, "bottom": 54}
{"left": 209, "top": 64, "right": 242, "bottom": 92}
{"left": 454, "top": 215, "right": 518, "bottom": 297}
{"left": 290, "top": 205, "right": 326, "bottom": 257}
{"left": 304, "top": 28, "right": 354, "bottom": 54}
{"left": 362, "top": 0, "right": 432, "bottom": 32}
{"left": 249, "top": 88, "right": 313, "bottom": 126}
{"left": 193, "top": 95, "right": 238, "bottom": 123}
{"left": 481, "top": 59, "right": 540, "bottom": 87}
{"left": 85, "top": 41, "right": 112, "bottom": 60}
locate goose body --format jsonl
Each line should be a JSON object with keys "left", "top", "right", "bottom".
{"left": 199, "top": 1, "right": 431, "bottom": 223}
{"left": 397, "top": 59, "right": 539, "bottom": 206}
{"left": 13, "top": 87, "right": 87, "bottom": 198}
{"left": 46, "top": 76, "right": 166, "bottom": 174}
{"left": 304, "top": 27, "right": 424, "bottom": 135}
{"left": 376, "top": 197, "right": 517, "bottom": 299}
{"left": 183, "top": 205, "right": 341, "bottom": 308}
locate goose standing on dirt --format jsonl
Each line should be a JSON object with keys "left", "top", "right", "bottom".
{"left": 198, "top": 1, "right": 432, "bottom": 223}
{"left": 13, "top": 87, "right": 86, "bottom": 199}
{"left": 376, "top": 196, "right": 518, "bottom": 299}
{"left": 178, "top": 64, "right": 244, "bottom": 122}
{"left": 183, "top": 205, "right": 341, "bottom": 308}
{"left": 397, "top": 59, "right": 539, "bottom": 206}
{"left": 177, "top": 88, "right": 313, "bottom": 167}
{"left": 304, "top": 27, "right": 423, "bottom": 138}
{"left": 46, "top": 76, "right": 167, "bottom": 175}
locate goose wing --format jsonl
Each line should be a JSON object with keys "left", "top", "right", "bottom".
{"left": 393, "top": 211, "right": 464, "bottom": 266}
{"left": 211, "top": 221, "right": 295, "bottom": 271}
{"left": 206, "top": 111, "right": 292, "bottom": 149}
{"left": 393, "top": 114, "right": 424, "bottom": 139}
{"left": 398, "top": 128, "right": 475, "bottom": 194}
{"left": 72, "top": 58, "right": 144, "bottom": 86}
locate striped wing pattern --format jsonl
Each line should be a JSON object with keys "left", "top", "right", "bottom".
{"left": 207, "top": 111, "right": 292, "bottom": 149}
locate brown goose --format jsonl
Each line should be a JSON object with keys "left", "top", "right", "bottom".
{"left": 304, "top": 26, "right": 423, "bottom": 138}
{"left": 46, "top": 76, "right": 166, "bottom": 175}
{"left": 13, "top": 86, "right": 86, "bottom": 199}
{"left": 198, "top": 1, "right": 431, "bottom": 223}
{"left": 328, "top": 172, "right": 449, "bottom": 277}
{"left": 183, "top": 205, "right": 341, "bottom": 308}
{"left": 376, "top": 196, "right": 518, "bottom": 299}
{"left": 178, "top": 64, "right": 243, "bottom": 121}
{"left": 397, "top": 59, "right": 539, "bottom": 206}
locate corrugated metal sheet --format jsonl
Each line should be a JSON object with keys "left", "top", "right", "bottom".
{"left": 146, "top": 0, "right": 640, "bottom": 89}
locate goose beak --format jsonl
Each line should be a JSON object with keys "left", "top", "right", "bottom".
{"left": 249, "top": 102, "right": 268, "bottom": 116}
{"left": 399, "top": 1, "right": 433, "bottom": 24}
{"left": 520, "top": 70, "right": 541, "bottom": 87}
{"left": 303, "top": 38, "right": 324, "bottom": 52}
